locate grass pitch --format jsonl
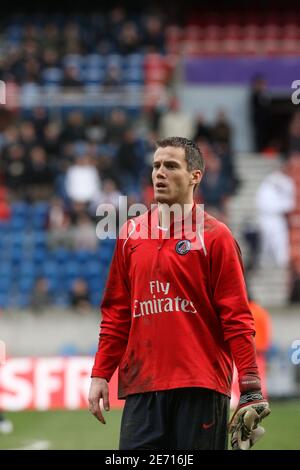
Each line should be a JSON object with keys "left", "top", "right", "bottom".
{"left": 0, "top": 399, "right": 299, "bottom": 450}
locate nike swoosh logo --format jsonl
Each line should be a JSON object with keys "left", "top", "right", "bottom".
{"left": 202, "top": 422, "right": 214, "bottom": 430}
{"left": 130, "top": 244, "right": 141, "bottom": 252}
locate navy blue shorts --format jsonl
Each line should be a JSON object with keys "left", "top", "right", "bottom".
{"left": 119, "top": 387, "right": 229, "bottom": 450}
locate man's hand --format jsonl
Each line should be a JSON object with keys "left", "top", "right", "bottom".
{"left": 229, "top": 375, "right": 271, "bottom": 450}
{"left": 88, "top": 377, "right": 110, "bottom": 424}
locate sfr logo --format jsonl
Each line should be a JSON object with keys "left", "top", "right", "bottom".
{"left": 0, "top": 340, "right": 6, "bottom": 365}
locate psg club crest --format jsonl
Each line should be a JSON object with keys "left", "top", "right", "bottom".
{"left": 175, "top": 240, "right": 191, "bottom": 255}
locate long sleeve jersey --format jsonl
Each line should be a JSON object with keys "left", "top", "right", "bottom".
{"left": 92, "top": 206, "right": 256, "bottom": 398}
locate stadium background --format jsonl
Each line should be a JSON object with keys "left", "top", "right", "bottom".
{"left": 0, "top": 0, "right": 300, "bottom": 449}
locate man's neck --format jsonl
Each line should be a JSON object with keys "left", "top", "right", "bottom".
{"left": 158, "top": 200, "right": 194, "bottom": 229}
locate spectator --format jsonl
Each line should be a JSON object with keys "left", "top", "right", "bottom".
{"left": 25, "top": 146, "right": 54, "bottom": 200}
{"left": 61, "top": 111, "right": 85, "bottom": 144}
{"left": 31, "top": 277, "right": 52, "bottom": 312}
{"left": 70, "top": 279, "right": 92, "bottom": 311}
{"left": 19, "top": 121, "right": 38, "bottom": 153}
{"left": 199, "top": 155, "right": 230, "bottom": 219}
{"left": 288, "top": 111, "right": 300, "bottom": 153}
{"left": 65, "top": 155, "right": 102, "bottom": 204}
{"left": 105, "top": 109, "right": 128, "bottom": 144}
{"left": 193, "top": 114, "right": 211, "bottom": 142}
{"left": 61, "top": 65, "right": 83, "bottom": 89}
{"left": 142, "top": 15, "right": 164, "bottom": 53}
{"left": 159, "top": 97, "right": 195, "bottom": 140}
{"left": 115, "top": 129, "right": 142, "bottom": 194}
{"left": 99, "top": 178, "right": 122, "bottom": 208}
{"left": 102, "top": 64, "right": 123, "bottom": 90}
{"left": 2, "top": 143, "right": 27, "bottom": 196}
{"left": 0, "top": 186, "right": 11, "bottom": 221}
{"left": 0, "top": 413, "right": 13, "bottom": 434}
{"left": 42, "top": 122, "right": 62, "bottom": 160}
{"left": 289, "top": 259, "right": 300, "bottom": 303}
{"left": 71, "top": 213, "right": 98, "bottom": 251}
{"left": 250, "top": 75, "right": 271, "bottom": 153}
{"left": 47, "top": 196, "right": 73, "bottom": 249}
{"left": 255, "top": 162, "right": 296, "bottom": 267}
{"left": 211, "top": 110, "right": 232, "bottom": 151}
{"left": 117, "top": 22, "right": 141, "bottom": 55}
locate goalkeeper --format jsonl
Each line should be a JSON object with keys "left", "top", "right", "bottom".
{"left": 89, "top": 137, "right": 270, "bottom": 450}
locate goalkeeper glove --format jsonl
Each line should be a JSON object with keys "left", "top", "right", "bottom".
{"left": 229, "top": 374, "right": 271, "bottom": 450}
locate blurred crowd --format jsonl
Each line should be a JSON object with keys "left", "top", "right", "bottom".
{"left": 0, "top": 7, "right": 299, "bottom": 311}
{"left": 0, "top": 100, "right": 240, "bottom": 311}
{"left": 0, "top": 8, "right": 167, "bottom": 86}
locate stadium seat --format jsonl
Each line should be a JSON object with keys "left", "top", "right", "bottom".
{"left": 64, "top": 261, "right": 81, "bottom": 279}
{"left": 90, "top": 290, "right": 102, "bottom": 307}
{"left": 11, "top": 201, "right": 30, "bottom": 218}
{"left": 53, "top": 248, "right": 71, "bottom": 264}
{"left": 83, "top": 261, "right": 101, "bottom": 279}
{"left": 10, "top": 216, "right": 27, "bottom": 231}
{"left": 0, "top": 277, "right": 11, "bottom": 293}
{"left": 18, "top": 262, "right": 36, "bottom": 278}
{"left": 0, "top": 262, "right": 13, "bottom": 280}
{"left": 19, "top": 277, "right": 35, "bottom": 293}
{"left": 0, "top": 292, "right": 9, "bottom": 308}
{"left": 42, "top": 67, "right": 63, "bottom": 85}
{"left": 73, "top": 249, "right": 95, "bottom": 264}
{"left": 32, "top": 247, "right": 47, "bottom": 265}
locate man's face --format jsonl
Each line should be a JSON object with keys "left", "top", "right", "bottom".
{"left": 152, "top": 146, "right": 200, "bottom": 205}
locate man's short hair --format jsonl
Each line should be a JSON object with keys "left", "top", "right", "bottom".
{"left": 156, "top": 137, "right": 205, "bottom": 174}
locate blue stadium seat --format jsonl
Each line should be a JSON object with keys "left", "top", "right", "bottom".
{"left": 73, "top": 249, "right": 95, "bottom": 265}
{"left": 11, "top": 201, "right": 30, "bottom": 218}
{"left": 42, "top": 67, "right": 63, "bottom": 85}
{"left": 98, "top": 247, "right": 113, "bottom": 264}
{"left": 88, "top": 277, "right": 104, "bottom": 292}
{"left": 64, "top": 261, "right": 81, "bottom": 279}
{"left": 42, "top": 260, "right": 59, "bottom": 278}
{"left": 82, "top": 68, "right": 105, "bottom": 84}
{"left": 0, "top": 277, "right": 11, "bottom": 292}
{"left": 90, "top": 290, "right": 102, "bottom": 307}
{"left": 0, "top": 221, "right": 10, "bottom": 234}
{"left": 84, "top": 261, "right": 101, "bottom": 279}
{"left": 10, "top": 216, "right": 27, "bottom": 231}
{"left": 17, "top": 293, "right": 31, "bottom": 308}
{"left": 30, "top": 203, "right": 49, "bottom": 230}
{"left": 11, "top": 231, "right": 27, "bottom": 248}
{"left": 18, "top": 262, "right": 36, "bottom": 278}
{"left": 126, "top": 53, "right": 144, "bottom": 67}
{"left": 19, "top": 277, "right": 35, "bottom": 293}
{"left": 63, "top": 54, "right": 83, "bottom": 68}
{"left": 84, "top": 54, "right": 105, "bottom": 68}
{"left": 10, "top": 245, "right": 24, "bottom": 265}
{"left": 59, "top": 343, "right": 80, "bottom": 356}
{"left": 32, "top": 231, "right": 47, "bottom": 247}
{"left": 53, "top": 248, "right": 71, "bottom": 264}
{"left": 53, "top": 293, "right": 70, "bottom": 307}
{"left": 0, "top": 292, "right": 9, "bottom": 308}
{"left": 0, "top": 262, "right": 13, "bottom": 279}
{"left": 105, "top": 54, "right": 123, "bottom": 68}
{"left": 32, "top": 247, "right": 47, "bottom": 265}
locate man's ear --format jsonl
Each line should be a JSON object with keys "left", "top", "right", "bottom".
{"left": 190, "top": 170, "right": 202, "bottom": 186}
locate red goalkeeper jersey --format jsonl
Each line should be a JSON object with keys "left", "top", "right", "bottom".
{"left": 92, "top": 206, "right": 255, "bottom": 398}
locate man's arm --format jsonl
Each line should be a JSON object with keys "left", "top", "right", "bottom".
{"left": 88, "top": 378, "right": 110, "bottom": 424}
{"left": 210, "top": 224, "right": 270, "bottom": 449}
{"left": 228, "top": 334, "right": 271, "bottom": 450}
{"left": 89, "top": 228, "right": 131, "bottom": 423}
